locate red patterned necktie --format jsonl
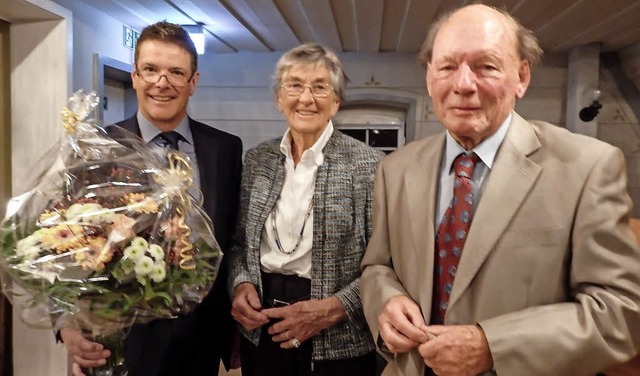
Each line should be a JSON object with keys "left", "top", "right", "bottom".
{"left": 431, "top": 153, "right": 479, "bottom": 325}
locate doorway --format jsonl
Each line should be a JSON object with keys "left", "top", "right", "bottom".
{"left": 94, "top": 54, "right": 136, "bottom": 124}
{"left": 0, "top": 18, "right": 12, "bottom": 376}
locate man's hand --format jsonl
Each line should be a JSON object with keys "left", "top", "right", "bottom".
{"left": 71, "top": 362, "right": 87, "bottom": 376}
{"left": 231, "top": 282, "right": 269, "bottom": 330}
{"left": 262, "top": 297, "right": 347, "bottom": 349}
{"left": 60, "top": 327, "right": 110, "bottom": 375}
{"left": 418, "top": 324, "right": 493, "bottom": 376}
{"left": 378, "top": 295, "right": 429, "bottom": 353}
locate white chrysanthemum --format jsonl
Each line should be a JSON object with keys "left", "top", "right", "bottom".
{"left": 131, "top": 237, "right": 149, "bottom": 249}
{"left": 147, "top": 244, "right": 165, "bottom": 261}
{"left": 120, "top": 259, "right": 135, "bottom": 274}
{"left": 90, "top": 211, "right": 116, "bottom": 223}
{"left": 134, "top": 256, "right": 154, "bottom": 276}
{"left": 149, "top": 262, "right": 166, "bottom": 283}
{"left": 16, "top": 234, "right": 41, "bottom": 255}
{"left": 123, "top": 245, "right": 145, "bottom": 261}
{"left": 66, "top": 203, "right": 104, "bottom": 221}
{"left": 20, "top": 246, "right": 42, "bottom": 261}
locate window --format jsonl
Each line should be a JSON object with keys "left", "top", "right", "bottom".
{"left": 334, "top": 107, "right": 406, "bottom": 154}
{"left": 338, "top": 127, "right": 402, "bottom": 154}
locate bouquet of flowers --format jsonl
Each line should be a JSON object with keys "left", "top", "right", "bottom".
{"left": 0, "top": 91, "right": 222, "bottom": 376}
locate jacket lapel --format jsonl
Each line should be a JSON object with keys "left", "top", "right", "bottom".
{"left": 403, "top": 135, "right": 445, "bottom": 311}
{"left": 115, "top": 116, "right": 142, "bottom": 136}
{"left": 190, "top": 119, "right": 218, "bottom": 218}
{"left": 448, "top": 114, "right": 542, "bottom": 310}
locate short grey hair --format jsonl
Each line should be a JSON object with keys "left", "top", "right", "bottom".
{"left": 418, "top": 5, "right": 543, "bottom": 68}
{"left": 272, "top": 43, "right": 348, "bottom": 101}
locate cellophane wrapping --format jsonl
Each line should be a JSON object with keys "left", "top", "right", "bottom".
{"left": 0, "top": 90, "right": 222, "bottom": 336}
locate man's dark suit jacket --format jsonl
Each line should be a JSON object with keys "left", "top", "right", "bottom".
{"left": 113, "top": 116, "right": 242, "bottom": 376}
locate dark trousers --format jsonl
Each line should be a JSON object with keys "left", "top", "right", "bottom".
{"left": 124, "top": 310, "right": 220, "bottom": 376}
{"left": 125, "top": 313, "right": 221, "bottom": 376}
{"left": 240, "top": 272, "right": 376, "bottom": 376}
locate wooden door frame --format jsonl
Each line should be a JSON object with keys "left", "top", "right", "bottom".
{"left": 0, "top": 18, "right": 13, "bottom": 376}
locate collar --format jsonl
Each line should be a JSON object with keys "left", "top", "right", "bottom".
{"left": 444, "top": 112, "right": 512, "bottom": 172}
{"left": 136, "top": 112, "right": 194, "bottom": 146}
{"left": 279, "top": 120, "right": 334, "bottom": 166}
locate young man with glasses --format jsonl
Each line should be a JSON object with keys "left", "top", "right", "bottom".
{"left": 60, "top": 21, "right": 243, "bottom": 376}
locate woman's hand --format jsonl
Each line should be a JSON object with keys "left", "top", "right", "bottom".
{"left": 231, "top": 282, "right": 269, "bottom": 330}
{"left": 262, "top": 297, "right": 347, "bottom": 349}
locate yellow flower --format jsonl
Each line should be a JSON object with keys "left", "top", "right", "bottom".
{"left": 75, "top": 237, "right": 113, "bottom": 271}
{"left": 122, "top": 193, "right": 159, "bottom": 214}
{"left": 39, "top": 224, "right": 86, "bottom": 254}
{"left": 38, "top": 210, "right": 63, "bottom": 226}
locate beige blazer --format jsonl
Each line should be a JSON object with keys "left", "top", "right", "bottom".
{"left": 361, "top": 113, "right": 640, "bottom": 376}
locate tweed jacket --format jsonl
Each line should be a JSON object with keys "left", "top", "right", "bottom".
{"left": 228, "top": 130, "right": 383, "bottom": 361}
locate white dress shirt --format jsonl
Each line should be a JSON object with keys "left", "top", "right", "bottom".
{"left": 136, "top": 112, "right": 202, "bottom": 200}
{"left": 259, "top": 121, "right": 334, "bottom": 279}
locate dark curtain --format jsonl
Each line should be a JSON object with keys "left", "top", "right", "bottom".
{"left": 0, "top": 294, "right": 11, "bottom": 376}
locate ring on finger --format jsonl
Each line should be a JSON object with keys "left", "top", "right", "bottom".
{"left": 285, "top": 331, "right": 290, "bottom": 339}
{"left": 291, "top": 337, "right": 301, "bottom": 348}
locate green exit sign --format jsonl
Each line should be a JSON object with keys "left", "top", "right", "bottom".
{"left": 123, "top": 26, "right": 140, "bottom": 50}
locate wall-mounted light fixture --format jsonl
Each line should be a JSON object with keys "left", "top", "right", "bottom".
{"left": 182, "top": 24, "right": 205, "bottom": 55}
{"left": 579, "top": 88, "right": 603, "bottom": 122}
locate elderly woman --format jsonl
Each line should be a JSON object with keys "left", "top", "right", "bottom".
{"left": 228, "top": 43, "right": 383, "bottom": 376}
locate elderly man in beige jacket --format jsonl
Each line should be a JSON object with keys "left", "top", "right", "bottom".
{"left": 361, "top": 4, "right": 640, "bottom": 376}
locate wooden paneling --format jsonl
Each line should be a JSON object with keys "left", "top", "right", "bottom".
{"left": 83, "top": 0, "right": 155, "bottom": 30}
{"left": 379, "top": 0, "right": 408, "bottom": 51}
{"left": 554, "top": 2, "right": 640, "bottom": 51}
{"left": 331, "top": 0, "right": 385, "bottom": 53}
{"left": 353, "top": 0, "right": 384, "bottom": 52}
{"left": 189, "top": 0, "right": 269, "bottom": 52}
{"left": 397, "top": 0, "right": 440, "bottom": 52}
{"left": 137, "top": 0, "right": 192, "bottom": 24}
{"left": 223, "top": 0, "right": 298, "bottom": 51}
{"left": 272, "top": 0, "right": 316, "bottom": 45}
{"left": 61, "top": 0, "right": 640, "bottom": 54}
{"left": 511, "top": 0, "right": 569, "bottom": 31}
{"left": 295, "top": 0, "right": 342, "bottom": 51}
{"left": 330, "top": 0, "right": 357, "bottom": 51}
{"left": 536, "top": 0, "right": 637, "bottom": 51}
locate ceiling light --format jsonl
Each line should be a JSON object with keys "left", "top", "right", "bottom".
{"left": 182, "top": 24, "right": 205, "bottom": 55}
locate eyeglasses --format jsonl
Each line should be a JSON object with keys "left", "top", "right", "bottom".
{"left": 280, "top": 82, "right": 334, "bottom": 98}
{"left": 135, "top": 66, "right": 193, "bottom": 88}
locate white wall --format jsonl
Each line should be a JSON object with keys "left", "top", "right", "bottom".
{"left": 193, "top": 51, "right": 568, "bottom": 151}
{"left": 597, "top": 68, "right": 640, "bottom": 216}
{"left": 50, "top": 0, "right": 134, "bottom": 93}
{"left": 9, "top": 2, "right": 73, "bottom": 375}
{"left": 49, "top": 0, "right": 640, "bottom": 216}
{"left": 45, "top": 0, "right": 569, "bottom": 152}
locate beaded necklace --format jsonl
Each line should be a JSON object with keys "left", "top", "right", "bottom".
{"left": 270, "top": 201, "right": 313, "bottom": 255}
